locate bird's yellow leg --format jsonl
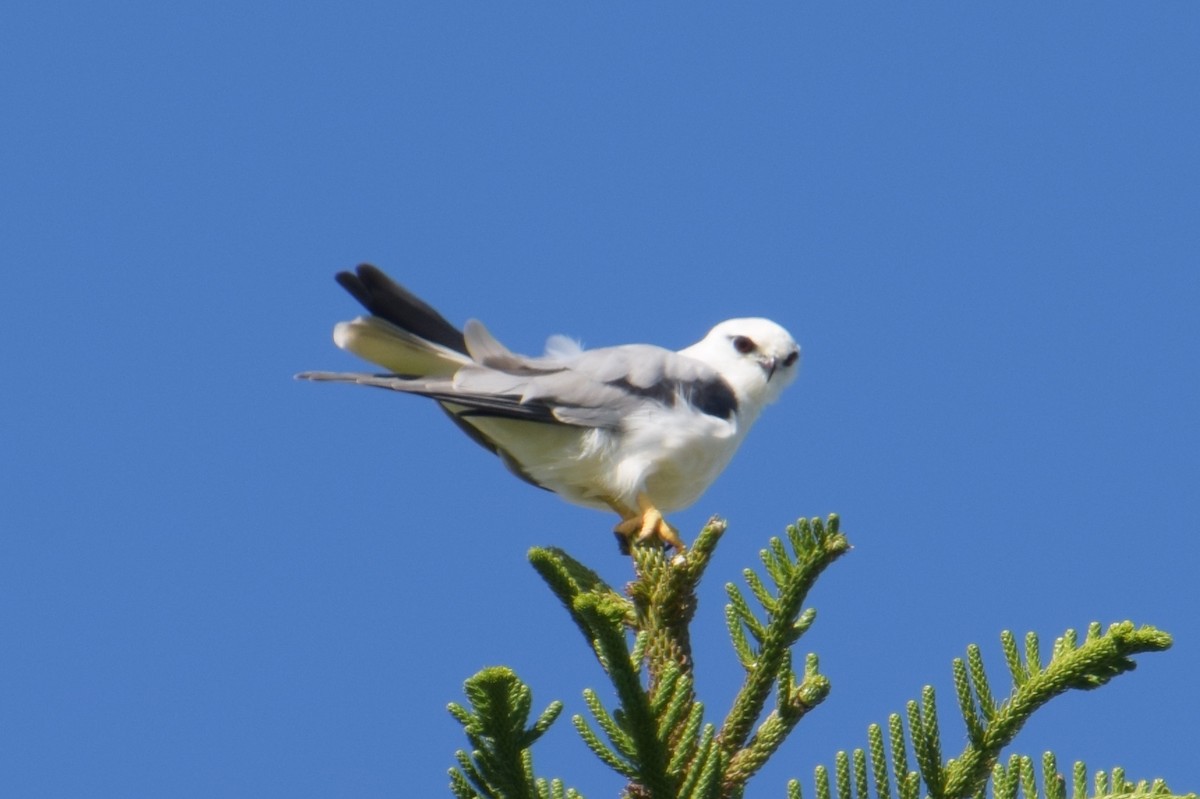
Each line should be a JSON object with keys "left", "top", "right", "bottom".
{"left": 607, "top": 498, "right": 640, "bottom": 554}
{"left": 609, "top": 494, "right": 685, "bottom": 552}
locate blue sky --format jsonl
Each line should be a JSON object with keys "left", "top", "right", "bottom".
{"left": 2, "top": 4, "right": 1198, "bottom": 797}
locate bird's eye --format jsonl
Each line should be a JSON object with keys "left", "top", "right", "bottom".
{"left": 783, "top": 350, "right": 799, "bottom": 368}
{"left": 732, "top": 335, "right": 756, "bottom": 354}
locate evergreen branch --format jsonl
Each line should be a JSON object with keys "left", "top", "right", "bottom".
{"left": 966, "top": 644, "right": 996, "bottom": 722}
{"left": 854, "top": 749, "right": 870, "bottom": 799}
{"left": 718, "top": 516, "right": 848, "bottom": 761}
{"left": 1043, "top": 753, "right": 1066, "bottom": 799}
{"left": 942, "top": 622, "right": 1172, "bottom": 798}
{"left": 867, "top": 724, "right": 889, "bottom": 799}
{"left": 1021, "top": 755, "right": 1039, "bottom": 799}
{"left": 572, "top": 710, "right": 638, "bottom": 779}
{"left": 1001, "top": 631, "right": 1025, "bottom": 687}
{"left": 653, "top": 664, "right": 695, "bottom": 743}
{"left": 535, "top": 777, "right": 584, "bottom": 799}
{"left": 813, "top": 747, "right": 1192, "bottom": 799}
{"left": 723, "top": 653, "right": 831, "bottom": 794}
{"left": 677, "top": 724, "right": 723, "bottom": 799}
{"left": 1010, "top": 753, "right": 1190, "bottom": 799}
{"left": 667, "top": 702, "right": 707, "bottom": 777}
{"left": 571, "top": 592, "right": 674, "bottom": 798}
{"left": 792, "top": 608, "right": 818, "bottom": 644}
{"left": 529, "top": 699, "right": 567, "bottom": 746}
{"left": 678, "top": 516, "right": 728, "bottom": 587}
{"left": 952, "top": 658, "right": 984, "bottom": 746}
{"left": 744, "top": 568, "right": 778, "bottom": 615}
{"left": 533, "top": 520, "right": 734, "bottom": 798}
{"left": 1025, "top": 633, "right": 1042, "bottom": 680}
{"left": 807, "top": 623, "right": 1178, "bottom": 799}
{"left": 649, "top": 663, "right": 682, "bottom": 723}
{"left": 649, "top": 659, "right": 722, "bottom": 794}
{"left": 762, "top": 538, "right": 790, "bottom": 587}
{"left": 451, "top": 750, "right": 490, "bottom": 799}
{"left": 447, "top": 515, "right": 1192, "bottom": 799}
{"left": 630, "top": 631, "right": 651, "bottom": 673}
{"left": 628, "top": 539, "right": 700, "bottom": 687}
{"left": 817, "top": 764, "right": 834, "bottom": 799}
{"left": 886, "top": 714, "right": 917, "bottom": 799}
{"left": 447, "top": 667, "right": 577, "bottom": 799}
{"left": 625, "top": 523, "right": 733, "bottom": 796}
{"left": 992, "top": 754, "right": 1021, "bottom": 799}
{"left": 726, "top": 584, "right": 767, "bottom": 645}
{"left": 918, "top": 687, "right": 946, "bottom": 796}
{"left": 530, "top": 545, "right": 687, "bottom": 794}
{"left": 580, "top": 688, "right": 635, "bottom": 762}
{"left": 725, "top": 603, "right": 757, "bottom": 670}
{"left": 836, "top": 751, "right": 852, "bottom": 799}
{"left": 626, "top": 517, "right": 728, "bottom": 688}
{"left": 529, "top": 547, "right": 633, "bottom": 652}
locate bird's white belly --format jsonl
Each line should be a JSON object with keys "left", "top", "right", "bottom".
{"left": 464, "top": 406, "right": 741, "bottom": 514}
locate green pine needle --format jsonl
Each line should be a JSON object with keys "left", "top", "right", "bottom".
{"left": 443, "top": 515, "right": 1187, "bottom": 799}
{"left": 447, "top": 667, "right": 577, "bottom": 799}
{"left": 808, "top": 622, "right": 1178, "bottom": 799}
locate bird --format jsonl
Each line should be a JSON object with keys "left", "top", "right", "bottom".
{"left": 298, "top": 264, "right": 801, "bottom": 552}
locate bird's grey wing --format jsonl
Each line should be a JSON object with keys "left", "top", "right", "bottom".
{"left": 302, "top": 331, "right": 738, "bottom": 429}
{"left": 453, "top": 342, "right": 740, "bottom": 428}
{"left": 298, "top": 371, "right": 563, "bottom": 424}
{"left": 461, "top": 319, "right": 575, "bottom": 375}
{"left": 560, "top": 344, "right": 739, "bottom": 423}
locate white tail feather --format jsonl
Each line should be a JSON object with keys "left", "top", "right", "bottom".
{"left": 333, "top": 316, "right": 469, "bottom": 377}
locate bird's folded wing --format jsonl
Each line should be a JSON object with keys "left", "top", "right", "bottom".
{"left": 302, "top": 328, "right": 735, "bottom": 429}
{"left": 454, "top": 340, "right": 736, "bottom": 426}
{"left": 297, "top": 371, "right": 564, "bottom": 424}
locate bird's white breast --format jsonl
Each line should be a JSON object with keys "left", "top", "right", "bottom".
{"left": 611, "top": 403, "right": 741, "bottom": 512}
{"left": 458, "top": 402, "right": 742, "bottom": 514}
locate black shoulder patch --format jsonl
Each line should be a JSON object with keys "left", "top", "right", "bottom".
{"left": 607, "top": 377, "right": 678, "bottom": 407}
{"left": 688, "top": 378, "right": 738, "bottom": 420}
{"left": 607, "top": 376, "right": 738, "bottom": 421}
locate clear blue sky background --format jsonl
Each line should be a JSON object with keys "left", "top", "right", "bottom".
{"left": 2, "top": 4, "right": 1197, "bottom": 797}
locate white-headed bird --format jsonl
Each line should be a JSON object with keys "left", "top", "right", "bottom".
{"left": 300, "top": 265, "right": 801, "bottom": 551}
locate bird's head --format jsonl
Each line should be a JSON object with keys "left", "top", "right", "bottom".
{"left": 682, "top": 318, "right": 801, "bottom": 410}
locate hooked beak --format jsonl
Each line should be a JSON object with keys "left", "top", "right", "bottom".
{"left": 760, "top": 357, "right": 778, "bottom": 381}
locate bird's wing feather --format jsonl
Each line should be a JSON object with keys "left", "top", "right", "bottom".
{"left": 301, "top": 332, "right": 739, "bottom": 429}
{"left": 455, "top": 341, "right": 739, "bottom": 426}
{"left": 297, "top": 371, "right": 562, "bottom": 424}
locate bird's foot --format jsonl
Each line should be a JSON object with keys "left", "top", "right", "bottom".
{"left": 611, "top": 496, "right": 686, "bottom": 553}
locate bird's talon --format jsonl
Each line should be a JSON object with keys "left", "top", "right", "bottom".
{"left": 610, "top": 498, "right": 686, "bottom": 553}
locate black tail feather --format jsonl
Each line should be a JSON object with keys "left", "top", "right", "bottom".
{"left": 335, "top": 264, "right": 468, "bottom": 355}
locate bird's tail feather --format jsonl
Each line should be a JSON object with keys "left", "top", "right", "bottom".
{"left": 295, "top": 370, "right": 415, "bottom": 389}
{"left": 326, "top": 264, "right": 473, "bottom": 377}
{"left": 333, "top": 316, "right": 469, "bottom": 377}
{"left": 335, "top": 265, "right": 467, "bottom": 355}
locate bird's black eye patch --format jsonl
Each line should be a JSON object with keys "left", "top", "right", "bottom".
{"left": 783, "top": 350, "right": 799, "bottom": 367}
{"left": 732, "top": 335, "right": 756, "bottom": 354}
